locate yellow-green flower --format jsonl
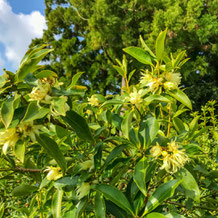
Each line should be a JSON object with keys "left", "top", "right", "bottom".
{"left": 29, "top": 81, "right": 51, "bottom": 102}
{"left": 88, "top": 95, "right": 99, "bottom": 106}
{"left": 79, "top": 159, "right": 94, "bottom": 171}
{"left": 76, "top": 182, "right": 90, "bottom": 199}
{"left": 0, "top": 128, "right": 19, "bottom": 155}
{"left": 163, "top": 81, "right": 177, "bottom": 90}
{"left": 147, "top": 77, "right": 163, "bottom": 92}
{"left": 129, "top": 90, "right": 143, "bottom": 105}
{"left": 18, "top": 121, "right": 41, "bottom": 141}
{"left": 150, "top": 143, "right": 162, "bottom": 158}
{"left": 165, "top": 72, "right": 181, "bottom": 86}
{"left": 45, "top": 167, "right": 63, "bottom": 181}
{"left": 160, "top": 142, "right": 189, "bottom": 173}
{"left": 140, "top": 72, "right": 153, "bottom": 86}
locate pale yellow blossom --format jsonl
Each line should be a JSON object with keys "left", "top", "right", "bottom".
{"left": 150, "top": 143, "right": 162, "bottom": 158}
{"left": 140, "top": 73, "right": 153, "bottom": 86}
{"left": 88, "top": 95, "right": 99, "bottom": 106}
{"left": 18, "top": 121, "right": 41, "bottom": 141}
{"left": 0, "top": 128, "right": 19, "bottom": 155}
{"left": 29, "top": 82, "right": 51, "bottom": 102}
{"left": 86, "top": 110, "right": 92, "bottom": 115}
{"left": 165, "top": 72, "right": 181, "bottom": 86}
{"left": 163, "top": 81, "right": 177, "bottom": 90}
{"left": 79, "top": 159, "right": 94, "bottom": 171}
{"left": 76, "top": 182, "right": 90, "bottom": 199}
{"left": 45, "top": 167, "right": 63, "bottom": 181}
{"left": 161, "top": 142, "right": 189, "bottom": 173}
{"left": 147, "top": 77, "right": 163, "bottom": 92}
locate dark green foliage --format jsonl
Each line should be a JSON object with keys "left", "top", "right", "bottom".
{"left": 31, "top": 0, "right": 218, "bottom": 108}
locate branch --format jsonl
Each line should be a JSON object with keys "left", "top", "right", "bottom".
{"left": 0, "top": 167, "right": 42, "bottom": 173}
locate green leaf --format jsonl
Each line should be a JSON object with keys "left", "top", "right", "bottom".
{"left": 22, "top": 101, "right": 50, "bottom": 122}
{"left": 1, "top": 95, "right": 20, "bottom": 128}
{"left": 134, "top": 157, "right": 147, "bottom": 196}
{"left": 145, "top": 212, "right": 166, "bottom": 218}
{"left": 113, "top": 65, "right": 125, "bottom": 77}
{"left": 144, "top": 95, "right": 170, "bottom": 104}
{"left": 75, "top": 198, "right": 87, "bottom": 218}
{"left": 100, "top": 99, "right": 123, "bottom": 108}
{"left": 143, "top": 179, "right": 182, "bottom": 216}
{"left": 138, "top": 117, "right": 159, "bottom": 147}
{"left": 52, "top": 188, "right": 63, "bottom": 218}
{"left": 189, "top": 116, "right": 200, "bottom": 132}
{"left": 104, "top": 144, "right": 127, "bottom": 167}
{"left": 0, "top": 203, "right": 4, "bottom": 218}
{"left": 95, "top": 191, "right": 106, "bottom": 218}
{"left": 121, "top": 110, "right": 133, "bottom": 139}
{"left": 139, "top": 35, "right": 156, "bottom": 58}
{"left": 16, "top": 46, "right": 54, "bottom": 81}
{"left": 14, "top": 140, "right": 25, "bottom": 163}
{"left": 128, "top": 69, "right": 136, "bottom": 82}
{"left": 123, "top": 47, "right": 153, "bottom": 65}
{"left": 36, "top": 133, "right": 67, "bottom": 173}
{"left": 34, "top": 70, "right": 58, "bottom": 79}
{"left": 61, "top": 110, "right": 93, "bottom": 142}
{"left": 94, "top": 142, "right": 104, "bottom": 170}
{"left": 167, "top": 89, "right": 192, "bottom": 110}
{"left": 68, "top": 72, "right": 84, "bottom": 88}
{"left": 12, "top": 184, "right": 37, "bottom": 196}
{"left": 93, "top": 184, "right": 134, "bottom": 216}
{"left": 173, "top": 117, "right": 185, "bottom": 133}
{"left": 175, "top": 168, "right": 200, "bottom": 203}
{"left": 155, "top": 29, "right": 167, "bottom": 61}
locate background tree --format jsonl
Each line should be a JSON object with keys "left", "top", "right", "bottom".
{"left": 31, "top": 0, "right": 218, "bottom": 109}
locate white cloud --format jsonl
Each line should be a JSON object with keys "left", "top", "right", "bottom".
{"left": 0, "top": 0, "right": 46, "bottom": 69}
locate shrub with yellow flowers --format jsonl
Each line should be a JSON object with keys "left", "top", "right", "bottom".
{"left": 0, "top": 31, "right": 217, "bottom": 218}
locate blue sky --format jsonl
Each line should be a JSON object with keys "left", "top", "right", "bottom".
{"left": 0, "top": 0, "right": 46, "bottom": 73}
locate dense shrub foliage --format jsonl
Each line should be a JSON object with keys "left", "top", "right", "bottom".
{"left": 0, "top": 30, "right": 217, "bottom": 217}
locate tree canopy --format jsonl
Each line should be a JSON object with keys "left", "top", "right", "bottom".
{"left": 31, "top": 0, "right": 218, "bottom": 109}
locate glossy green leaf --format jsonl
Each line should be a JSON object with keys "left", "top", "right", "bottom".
{"left": 1, "top": 95, "right": 20, "bottom": 128}
{"left": 95, "top": 192, "right": 106, "bottom": 218}
{"left": 128, "top": 69, "right": 136, "bottom": 82}
{"left": 144, "top": 95, "right": 170, "bottom": 104}
{"left": 113, "top": 65, "right": 125, "bottom": 77}
{"left": 138, "top": 117, "right": 159, "bottom": 147}
{"left": 167, "top": 89, "right": 192, "bottom": 110}
{"left": 75, "top": 198, "right": 87, "bottom": 218}
{"left": 176, "top": 168, "right": 200, "bottom": 203}
{"left": 104, "top": 144, "right": 127, "bottom": 167}
{"left": 173, "top": 117, "right": 185, "bottom": 133}
{"left": 12, "top": 184, "right": 37, "bottom": 196}
{"left": 52, "top": 188, "right": 63, "bottom": 218}
{"left": 121, "top": 110, "right": 133, "bottom": 139}
{"left": 93, "top": 184, "right": 134, "bottom": 216}
{"left": 22, "top": 101, "right": 50, "bottom": 122}
{"left": 0, "top": 203, "right": 4, "bottom": 218}
{"left": 14, "top": 140, "right": 25, "bottom": 163}
{"left": 94, "top": 142, "right": 104, "bottom": 170}
{"left": 140, "top": 35, "right": 156, "bottom": 58}
{"left": 134, "top": 157, "right": 147, "bottom": 196}
{"left": 16, "top": 46, "right": 53, "bottom": 81}
{"left": 143, "top": 179, "right": 182, "bottom": 216}
{"left": 36, "top": 133, "right": 67, "bottom": 172}
{"left": 34, "top": 70, "right": 58, "bottom": 79}
{"left": 61, "top": 110, "right": 94, "bottom": 142}
{"left": 123, "top": 47, "right": 153, "bottom": 65}
{"left": 145, "top": 212, "right": 166, "bottom": 218}
{"left": 189, "top": 116, "right": 200, "bottom": 132}
{"left": 100, "top": 99, "right": 123, "bottom": 108}
{"left": 68, "top": 72, "right": 84, "bottom": 88}
{"left": 155, "top": 29, "right": 167, "bottom": 61}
